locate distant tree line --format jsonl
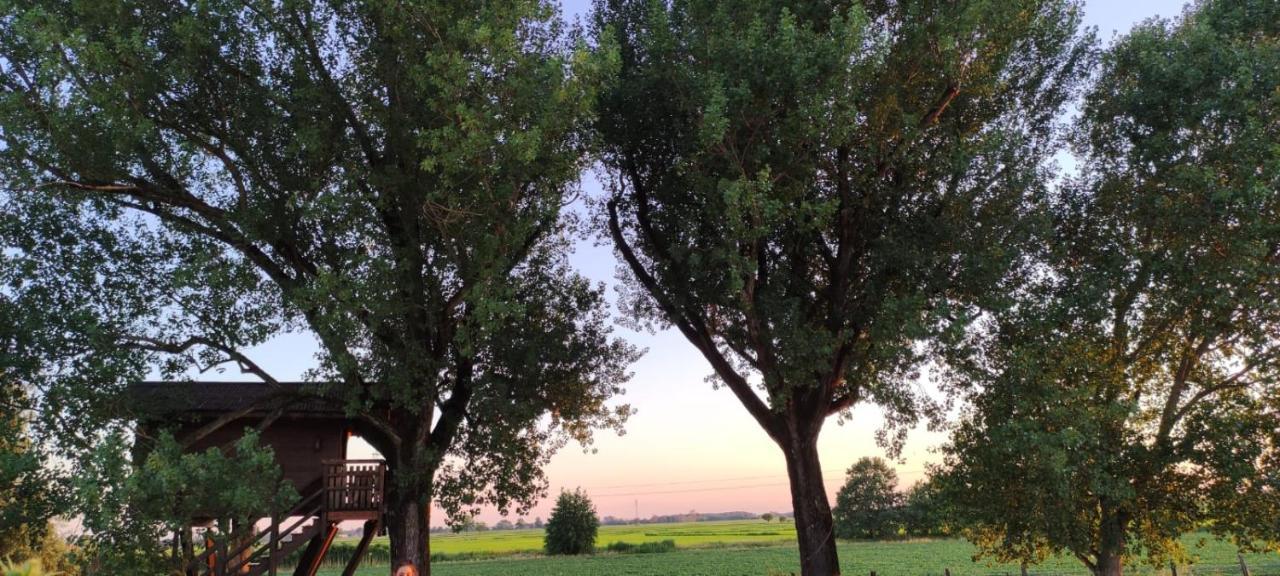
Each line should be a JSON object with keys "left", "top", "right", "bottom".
{"left": 433, "top": 516, "right": 545, "bottom": 533}
{"left": 601, "top": 510, "right": 763, "bottom": 525}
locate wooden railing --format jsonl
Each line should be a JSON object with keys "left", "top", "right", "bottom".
{"left": 182, "top": 459, "right": 387, "bottom": 576}
{"left": 322, "top": 459, "right": 386, "bottom": 516}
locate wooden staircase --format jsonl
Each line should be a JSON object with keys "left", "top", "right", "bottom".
{"left": 186, "top": 460, "right": 385, "bottom": 576}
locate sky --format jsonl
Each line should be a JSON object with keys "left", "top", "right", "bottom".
{"left": 235, "top": 0, "right": 1191, "bottom": 526}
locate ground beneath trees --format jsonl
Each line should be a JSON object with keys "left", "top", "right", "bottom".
{"left": 314, "top": 521, "right": 1280, "bottom": 576}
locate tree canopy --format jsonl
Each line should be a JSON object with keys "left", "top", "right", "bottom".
{"left": 591, "top": 0, "right": 1091, "bottom": 572}
{"left": 941, "top": 2, "right": 1280, "bottom": 575}
{"left": 0, "top": 0, "right": 636, "bottom": 571}
{"left": 833, "top": 457, "right": 901, "bottom": 540}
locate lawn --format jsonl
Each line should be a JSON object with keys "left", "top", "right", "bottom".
{"left": 314, "top": 521, "right": 1280, "bottom": 576}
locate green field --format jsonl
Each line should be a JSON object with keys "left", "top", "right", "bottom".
{"left": 314, "top": 521, "right": 1280, "bottom": 576}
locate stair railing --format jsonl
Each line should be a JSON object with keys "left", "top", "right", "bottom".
{"left": 185, "top": 478, "right": 325, "bottom": 576}
{"left": 220, "top": 485, "right": 326, "bottom": 574}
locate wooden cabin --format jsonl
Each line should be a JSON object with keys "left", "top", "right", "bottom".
{"left": 129, "top": 381, "right": 386, "bottom": 576}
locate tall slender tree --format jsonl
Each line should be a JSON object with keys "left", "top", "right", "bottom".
{"left": 0, "top": 1, "right": 636, "bottom": 572}
{"left": 941, "top": 2, "right": 1280, "bottom": 575}
{"left": 591, "top": 0, "right": 1091, "bottom": 573}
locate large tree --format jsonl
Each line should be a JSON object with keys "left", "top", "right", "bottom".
{"left": 591, "top": 0, "right": 1090, "bottom": 572}
{"left": 941, "top": 2, "right": 1280, "bottom": 576}
{"left": 0, "top": 0, "right": 636, "bottom": 572}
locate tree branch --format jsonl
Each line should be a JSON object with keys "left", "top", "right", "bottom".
{"left": 608, "top": 196, "right": 779, "bottom": 436}
{"left": 119, "top": 334, "right": 280, "bottom": 386}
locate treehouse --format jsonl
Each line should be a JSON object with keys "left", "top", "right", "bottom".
{"left": 128, "top": 381, "right": 386, "bottom": 576}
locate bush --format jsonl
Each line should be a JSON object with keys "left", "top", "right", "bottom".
{"left": 604, "top": 540, "right": 676, "bottom": 554}
{"left": 543, "top": 489, "right": 599, "bottom": 555}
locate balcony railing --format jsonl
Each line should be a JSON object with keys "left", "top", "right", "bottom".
{"left": 322, "top": 459, "right": 385, "bottom": 520}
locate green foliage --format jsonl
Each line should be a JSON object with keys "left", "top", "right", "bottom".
{"left": 0, "top": 0, "right": 637, "bottom": 569}
{"left": 543, "top": 489, "right": 600, "bottom": 555}
{"left": 941, "top": 1, "right": 1280, "bottom": 572}
{"left": 592, "top": 0, "right": 1093, "bottom": 450}
{"left": 833, "top": 458, "right": 901, "bottom": 540}
{"left": 604, "top": 539, "right": 676, "bottom": 554}
{"left": 0, "top": 388, "right": 57, "bottom": 560}
{"left": 72, "top": 430, "right": 293, "bottom": 574}
{"left": 0, "top": 529, "right": 75, "bottom": 576}
{"left": 899, "top": 478, "right": 954, "bottom": 539}
{"left": 1, "top": 559, "right": 52, "bottom": 576}
{"left": 0, "top": 382, "right": 76, "bottom": 575}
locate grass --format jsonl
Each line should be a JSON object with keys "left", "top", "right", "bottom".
{"left": 419, "top": 520, "right": 799, "bottom": 555}
{"left": 313, "top": 520, "right": 1280, "bottom": 576}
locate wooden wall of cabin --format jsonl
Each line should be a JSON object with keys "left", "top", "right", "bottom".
{"left": 176, "top": 415, "right": 350, "bottom": 492}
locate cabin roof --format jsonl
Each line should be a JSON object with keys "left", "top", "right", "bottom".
{"left": 127, "top": 381, "right": 347, "bottom": 421}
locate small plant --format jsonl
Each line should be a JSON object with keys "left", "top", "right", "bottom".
{"left": 1, "top": 559, "right": 55, "bottom": 576}
{"left": 543, "top": 488, "right": 599, "bottom": 555}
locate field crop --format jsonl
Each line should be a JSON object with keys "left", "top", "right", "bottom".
{"left": 314, "top": 521, "right": 1280, "bottom": 576}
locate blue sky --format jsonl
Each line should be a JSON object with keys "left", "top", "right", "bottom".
{"left": 238, "top": 0, "right": 1192, "bottom": 524}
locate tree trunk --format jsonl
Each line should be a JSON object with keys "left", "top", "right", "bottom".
{"left": 385, "top": 481, "right": 431, "bottom": 576}
{"left": 1095, "top": 551, "right": 1123, "bottom": 576}
{"left": 1093, "top": 506, "right": 1127, "bottom": 576}
{"left": 782, "top": 432, "right": 841, "bottom": 576}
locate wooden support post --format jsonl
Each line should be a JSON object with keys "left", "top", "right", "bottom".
{"left": 1239, "top": 554, "right": 1251, "bottom": 576}
{"left": 205, "top": 536, "right": 218, "bottom": 576}
{"left": 1170, "top": 561, "right": 1178, "bottom": 576}
{"left": 341, "top": 519, "right": 381, "bottom": 576}
{"left": 292, "top": 530, "right": 326, "bottom": 576}
{"left": 299, "top": 523, "right": 339, "bottom": 576}
{"left": 218, "top": 539, "right": 229, "bottom": 576}
{"left": 181, "top": 525, "right": 196, "bottom": 576}
{"left": 269, "top": 513, "right": 279, "bottom": 576}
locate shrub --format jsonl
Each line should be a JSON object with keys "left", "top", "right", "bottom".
{"left": 543, "top": 489, "right": 599, "bottom": 555}
{"left": 604, "top": 540, "right": 676, "bottom": 554}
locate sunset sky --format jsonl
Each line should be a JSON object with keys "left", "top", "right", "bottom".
{"left": 237, "top": 0, "right": 1192, "bottom": 526}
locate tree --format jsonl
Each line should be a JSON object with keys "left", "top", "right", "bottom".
{"left": 591, "top": 0, "right": 1090, "bottom": 572}
{"left": 833, "top": 457, "right": 901, "bottom": 540}
{"left": 941, "top": 2, "right": 1280, "bottom": 575}
{"left": 0, "top": 382, "right": 74, "bottom": 573}
{"left": 0, "top": 1, "right": 637, "bottom": 573}
{"left": 543, "top": 488, "right": 599, "bottom": 555}
{"left": 900, "top": 478, "right": 953, "bottom": 538}
{"left": 761, "top": 513, "right": 774, "bottom": 523}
